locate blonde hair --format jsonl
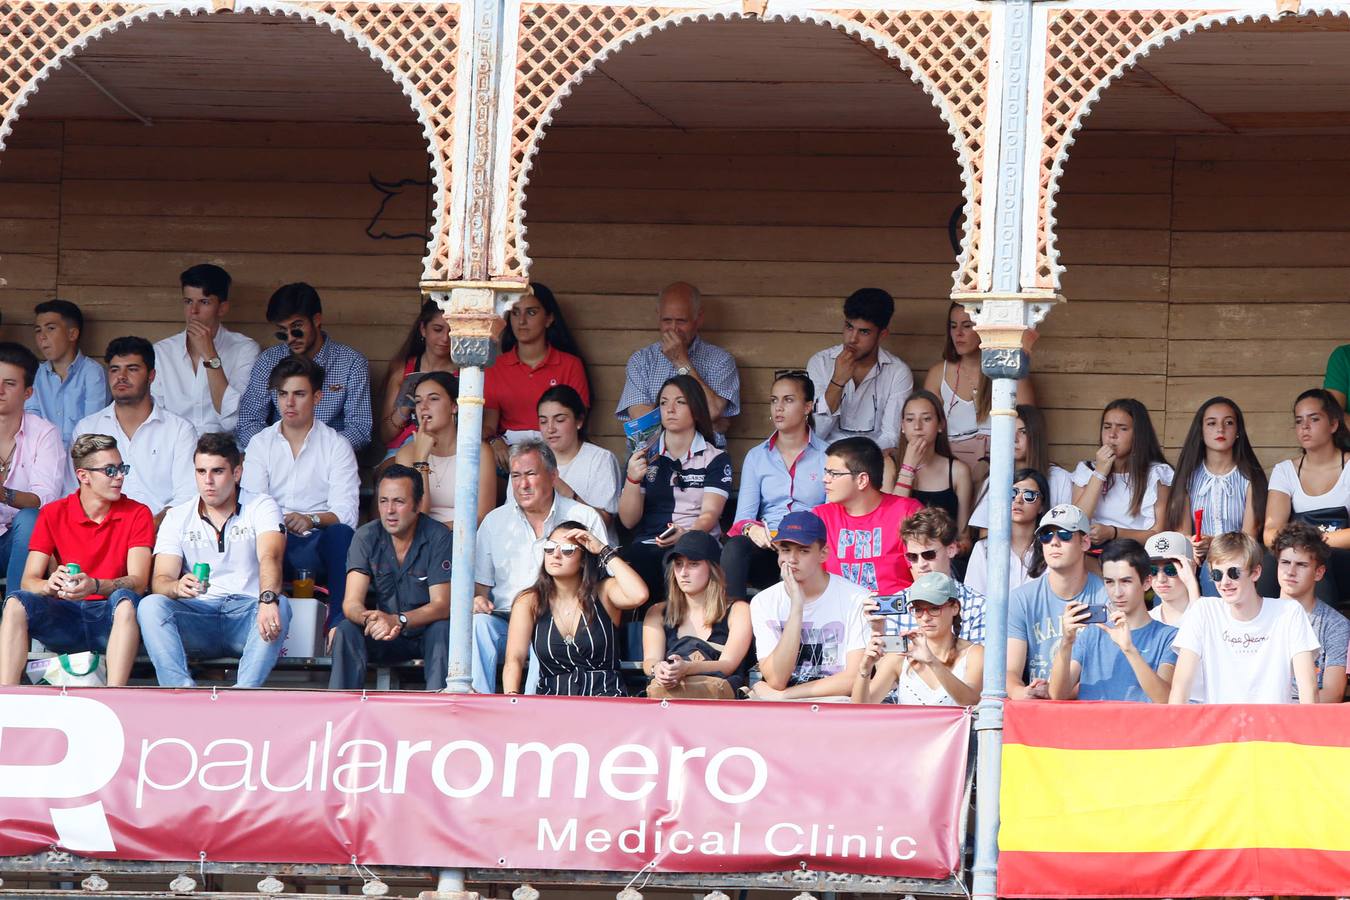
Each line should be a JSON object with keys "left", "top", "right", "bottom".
{"left": 1208, "top": 531, "right": 1262, "bottom": 571}
{"left": 71, "top": 433, "right": 117, "bottom": 469}
{"left": 663, "top": 559, "right": 730, "bottom": 629}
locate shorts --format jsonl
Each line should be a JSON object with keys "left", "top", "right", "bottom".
{"left": 9, "top": 589, "right": 140, "bottom": 654}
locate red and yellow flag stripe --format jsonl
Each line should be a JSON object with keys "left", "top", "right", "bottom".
{"left": 998, "top": 701, "right": 1350, "bottom": 898}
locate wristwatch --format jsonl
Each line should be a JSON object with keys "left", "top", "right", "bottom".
{"left": 397, "top": 613, "right": 409, "bottom": 628}
{"left": 309, "top": 513, "right": 322, "bottom": 528}
{"left": 204, "top": 356, "right": 222, "bottom": 370}
{"left": 676, "top": 366, "right": 690, "bottom": 376}
{"left": 259, "top": 590, "right": 279, "bottom": 605}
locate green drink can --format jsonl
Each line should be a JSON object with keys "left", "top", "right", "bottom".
{"left": 193, "top": 562, "right": 210, "bottom": 585}
{"left": 65, "top": 563, "right": 80, "bottom": 575}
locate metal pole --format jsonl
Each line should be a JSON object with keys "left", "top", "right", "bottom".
{"left": 446, "top": 364, "right": 485, "bottom": 695}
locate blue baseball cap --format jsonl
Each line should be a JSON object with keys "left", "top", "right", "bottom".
{"left": 774, "top": 510, "right": 827, "bottom": 546}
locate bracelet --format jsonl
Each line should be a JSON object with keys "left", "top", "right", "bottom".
{"left": 1091, "top": 470, "right": 1107, "bottom": 483}
{"left": 626, "top": 474, "right": 642, "bottom": 485}
{"left": 830, "top": 379, "right": 846, "bottom": 389}
{"left": 599, "top": 546, "right": 620, "bottom": 568}
{"left": 899, "top": 463, "right": 917, "bottom": 474}
{"left": 412, "top": 460, "right": 431, "bottom": 473}
{"left": 1112, "top": 526, "right": 1119, "bottom": 541}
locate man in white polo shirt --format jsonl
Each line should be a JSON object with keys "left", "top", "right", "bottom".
{"left": 137, "top": 432, "right": 289, "bottom": 687}
{"left": 241, "top": 354, "right": 358, "bottom": 629}
{"left": 73, "top": 336, "right": 197, "bottom": 521}
{"left": 150, "top": 264, "right": 261, "bottom": 434}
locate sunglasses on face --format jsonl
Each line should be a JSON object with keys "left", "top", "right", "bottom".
{"left": 1013, "top": 489, "right": 1042, "bottom": 503}
{"left": 80, "top": 463, "right": 131, "bottom": 478}
{"left": 543, "top": 541, "right": 580, "bottom": 557}
{"left": 1210, "top": 566, "right": 1246, "bottom": 583}
{"left": 274, "top": 325, "right": 306, "bottom": 342}
{"left": 1150, "top": 562, "right": 1179, "bottom": 578}
{"left": 1037, "top": 528, "right": 1077, "bottom": 544}
{"left": 904, "top": 549, "right": 941, "bottom": 563}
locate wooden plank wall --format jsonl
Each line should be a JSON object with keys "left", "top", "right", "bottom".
{"left": 0, "top": 118, "right": 433, "bottom": 407}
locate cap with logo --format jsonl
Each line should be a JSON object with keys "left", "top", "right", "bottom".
{"left": 1036, "top": 504, "right": 1091, "bottom": 535}
{"left": 662, "top": 529, "right": 722, "bottom": 567}
{"left": 908, "top": 571, "right": 960, "bottom": 606}
{"left": 773, "top": 510, "right": 828, "bottom": 546}
{"left": 1144, "top": 530, "right": 1195, "bottom": 564}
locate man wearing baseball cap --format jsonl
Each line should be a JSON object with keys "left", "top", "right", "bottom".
{"left": 1145, "top": 530, "right": 1200, "bottom": 627}
{"left": 749, "top": 510, "right": 870, "bottom": 701}
{"left": 1007, "top": 503, "right": 1107, "bottom": 699}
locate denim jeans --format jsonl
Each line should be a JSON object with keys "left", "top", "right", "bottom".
{"left": 329, "top": 617, "right": 449, "bottom": 690}
{"left": 284, "top": 525, "right": 354, "bottom": 628}
{"left": 0, "top": 508, "right": 38, "bottom": 591}
{"left": 137, "top": 593, "right": 293, "bottom": 688}
{"left": 471, "top": 611, "right": 539, "bottom": 694}
{"left": 11, "top": 587, "right": 139, "bottom": 653}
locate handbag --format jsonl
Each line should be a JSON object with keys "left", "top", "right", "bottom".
{"left": 1293, "top": 506, "right": 1349, "bottom": 535}
{"left": 25, "top": 652, "right": 107, "bottom": 687}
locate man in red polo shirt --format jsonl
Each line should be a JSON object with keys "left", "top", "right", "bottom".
{"left": 0, "top": 433, "right": 154, "bottom": 686}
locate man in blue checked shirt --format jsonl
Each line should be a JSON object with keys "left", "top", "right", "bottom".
{"left": 884, "top": 506, "right": 986, "bottom": 643}
{"left": 235, "top": 283, "right": 372, "bottom": 451}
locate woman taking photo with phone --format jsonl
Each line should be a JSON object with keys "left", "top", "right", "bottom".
{"left": 392, "top": 372, "right": 495, "bottom": 527}
{"left": 502, "top": 522, "right": 647, "bottom": 696}
{"left": 886, "top": 390, "right": 973, "bottom": 534}
{"left": 1072, "top": 398, "right": 1173, "bottom": 545}
{"left": 966, "top": 468, "right": 1050, "bottom": 597}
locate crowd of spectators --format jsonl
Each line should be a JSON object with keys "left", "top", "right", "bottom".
{"left": 0, "top": 266, "right": 1347, "bottom": 706}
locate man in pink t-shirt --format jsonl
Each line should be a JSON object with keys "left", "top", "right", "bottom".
{"left": 814, "top": 437, "right": 921, "bottom": 594}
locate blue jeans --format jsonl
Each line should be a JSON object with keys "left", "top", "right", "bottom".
{"left": 137, "top": 593, "right": 293, "bottom": 688}
{"left": 329, "top": 617, "right": 449, "bottom": 690}
{"left": 11, "top": 588, "right": 139, "bottom": 653}
{"left": 0, "top": 508, "right": 38, "bottom": 591}
{"left": 471, "top": 611, "right": 539, "bottom": 694}
{"left": 283, "top": 525, "right": 354, "bottom": 628}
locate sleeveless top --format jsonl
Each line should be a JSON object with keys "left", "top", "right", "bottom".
{"left": 1187, "top": 464, "right": 1251, "bottom": 537}
{"left": 661, "top": 604, "right": 749, "bottom": 689}
{"left": 940, "top": 360, "right": 989, "bottom": 441}
{"left": 426, "top": 452, "right": 457, "bottom": 525}
{"left": 386, "top": 355, "right": 419, "bottom": 450}
{"left": 886, "top": 648, "right": 970, "bottom": 706}
{"left": 533, "top": 604, "right": 627, "bottom": 697}
{"left": 911, "top": 457, "right": 960, "bottom": 522}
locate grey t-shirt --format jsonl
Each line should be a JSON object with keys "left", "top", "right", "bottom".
{"left": 1294, "top": 598, "right": 1350, "bottom": 700}
{"left": 1008, "top": 572, "right": 1108, "bottom": 682}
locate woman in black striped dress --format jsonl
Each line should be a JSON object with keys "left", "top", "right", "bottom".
{"left": 502, "top": 521, "right": 648, "bottom": 696}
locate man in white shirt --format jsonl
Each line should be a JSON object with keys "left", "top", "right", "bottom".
{"left": 805, "top": 289, "right": 912, "bottom": 449}
{"left": 473, "top": 439, "right": 606, "bottom": 693}
{"left": 150, "top": 264, "right": 260, "bottom": 434}
{"left": 1169, "top": 531, "right": 1320, "bottom": 704}
{"left": 241, "top": 354, "right": 358, "bottom": 630}
{"left": 137, "top": 432, "right": 289, "bottom": 687}
{"left": 750, "top": 510, "right": 870, "bottom": 700}
{"left": 73, "top": 336, "right": 197, "bottom": 522}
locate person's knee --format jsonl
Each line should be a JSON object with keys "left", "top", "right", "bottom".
{"left": 472, "top": 612, "right": 499, "bottom": 637}
{"left": 136, "top": 593, "right": 171, "bottom": 621}
{"left": 332, "top": 617, "right": 364, "bottom": 648}
{"left": 423, "top": 618, "right": 450, "bottom": 645}
{"left": 1, "top": 593, "right": 28, "bottom": 627}
{"left": 10, "top": 507, "right": 37, "bottom": 533}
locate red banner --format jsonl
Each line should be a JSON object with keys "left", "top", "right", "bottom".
{"left": 0, "top": 689, "right": 969, "bottom": 877}
{"left": 999, "top": 700, "right": 1350, "bottom": 898}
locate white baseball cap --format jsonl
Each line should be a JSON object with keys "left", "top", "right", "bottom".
{"left": 1144, "top": 530, "right": 1194, "bottom": 564}
{"left": 1036, "top": 504, "right": 1090, "bottom": 535}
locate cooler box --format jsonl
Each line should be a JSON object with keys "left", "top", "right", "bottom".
{"left": 281, "top": 597, "right": 325, "bottom": 658}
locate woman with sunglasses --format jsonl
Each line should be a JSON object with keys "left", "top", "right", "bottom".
{"left": 887, "top": 390, "right": 973, "bottom": 537}
{"left": 722, "top": 370, "right": 828, "bottom": 603}
{"left": 392, "top": 372, "right": 495, "bottom": 527}
{"left": 1072, "top": 398, "right": 1173, "bottom": 546}
{"left": 922, "top": 301, "right": 1035, "bottom": 477}
{"left": 969, "top": 405, "right": 1072, "bottom": 536}
{"left": 1165, "top": 397, "right": 1268, "bottom": 560}
{"left": 484, "top": 284, "right": 590, "bottom": 474}
{"left": 852, "top": 572, "right": 983, "bottom": 705}
{"left": 502, "top": 522, "right": 647, "bottom": 696}
{"left": 966, "top": 468, "right": 1050, "bottom": 597}
{"left": 378, "top": 299, "right": 456, "bottom": 456}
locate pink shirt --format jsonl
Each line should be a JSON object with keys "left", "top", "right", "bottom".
{"left": 814, "top": 493, "right": 922, "bottom": 594}
{"left": 1, "top": 413, "right": 65, "bottom": 537}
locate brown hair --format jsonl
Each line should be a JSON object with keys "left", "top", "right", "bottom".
{"left": 663, "top": 558, "right": 730, "bottom": 629}
{"left": 1272, "top": 521, "right": 1330, "bottom": 568}
{"left": 941, "top": 301, "right": 991, "bottom": 420}
{"left": 901, "top": 507, "right": 958, "bottom": 546}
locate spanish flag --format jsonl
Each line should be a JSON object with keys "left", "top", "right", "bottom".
{"left": 998, "top": 700, "right": 1350, "bottom": 898}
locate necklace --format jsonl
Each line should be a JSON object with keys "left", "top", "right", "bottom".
{"left": 0, "top": 439, "right": 17, "bottom": 479}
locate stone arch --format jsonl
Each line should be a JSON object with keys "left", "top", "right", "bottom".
{"left": 0, "top": 1, "right": 459, "bottom": 279}
{"left": 503, "top": 5, "right": 990, "bottom": 291}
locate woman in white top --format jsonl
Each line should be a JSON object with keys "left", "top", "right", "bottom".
{"left": 1072, "top": 398, "right": 1174, "bottom": 545}
{"left": 923, "top": 301, "right": 1034, "bottom": 477}
{"left": 536, "top": 385, "right": 622, "bottom": 544}
{"left": 851, "top": 583, "right": 982, "bottom": 706}
{"left": 967, "top": 468, "right": 1049, "bottom": 598}
{"left": 886, "top": 390, "right": 974, "bottom": 537}
{"left": 1263, "top": 389, "right": 1350, "bottom": 602}
{"left": 969, "top": 404, "right": 1073, "bottom": 534}
{"left": 394, "top": 371, "right": 495, "bottom": 526}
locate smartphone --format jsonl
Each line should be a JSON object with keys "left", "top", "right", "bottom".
{"left": 657, "top": 524, "right": 680, "bottom": 542}
{"left": 881, "top": 634, "right": 910, "bottom": 653}
{"left": 1080, "top": 605, "right": 1109, "bottom": 625}
{"left": 873, "top": 594, "right": 906, "bottom": 615}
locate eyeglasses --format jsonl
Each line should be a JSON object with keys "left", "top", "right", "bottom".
{"left": 1037, "top": 528, "right": 1076, "bottom": 544}
{"left": 1210, "top": 566, "right": 1246, "bottom": 583}
{"left": 1013, "top": 489, "right": 1042, "bottom": 503}
{"left": 79, "top": 463, "right": 131, "bottom": 478}
{"left": 904, "top": 549, "right": 941, "bottom": 563}
{"left": 543, "top": 541, "right": 580, "bottom": 557}
{"left": 908, "top": 601, "right": 950, "bottom": 617}
{"left": 1150, "top": 562, "right": 1179, "bottom": 577}
{"left": 822, "top": 468, "right": 854, "bottom": 481}
{"left": 274, "top": 325, "right": 306, "bottom": 342}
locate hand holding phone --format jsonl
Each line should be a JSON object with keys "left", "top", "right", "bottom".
{"left": 880, "top": 633, "right": 910, "bottom": 654}
{"left": 872, "top": 594, "right": 906, "bottom": 615}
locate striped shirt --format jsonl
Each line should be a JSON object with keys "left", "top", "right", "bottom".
{"left": 235, "top": 333, "right": 372, "bottom": 451}
{"left": 886, "top": 580, "right": 987, "bottom": 644}
{"left": 1187, "top": 465, "right": 1251, "bottom": 537}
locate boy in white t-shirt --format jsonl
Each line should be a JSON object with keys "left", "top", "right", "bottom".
{"left": 750, "top": 510, "right": 870, "bottom": 700}
{"left": 1169, "top": 531, "right": 1320, "bottom": 704}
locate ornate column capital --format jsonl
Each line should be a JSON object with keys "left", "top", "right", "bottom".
{"left": 951, "top": 290, "right": 1063, "bottom": 380}
{"left": 421, "top": 279, "right": 527, "bottom": 368}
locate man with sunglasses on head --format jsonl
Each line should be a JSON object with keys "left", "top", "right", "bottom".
{"left": 329, "top": 464, "right": 451, "bottom": 691}
{"left": 1168, "top": 531, "right": 1320, "bottom": 704}
{"left": 473, "top": 439, "right": 606, "bottom": 693}
{"left": 1049, "top": 539, "right": 1177, "bottom": 703}
{"left": 236, "top": 283, "right": 372, "bottom": 451}
{"left": 0, "top": 434, "right": 153, "bottom": 686}
{"left": 1273, "top": 521, "right": 1347, "bottom": 703}
{"left": 73, "top": 336, "right": 197, "bottom": 524}
{"left": 1007, "top": 503, "right": 1107, "bottom": 699}
{"left": 805, "top": 288, "right": 910, "bottom": 449}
